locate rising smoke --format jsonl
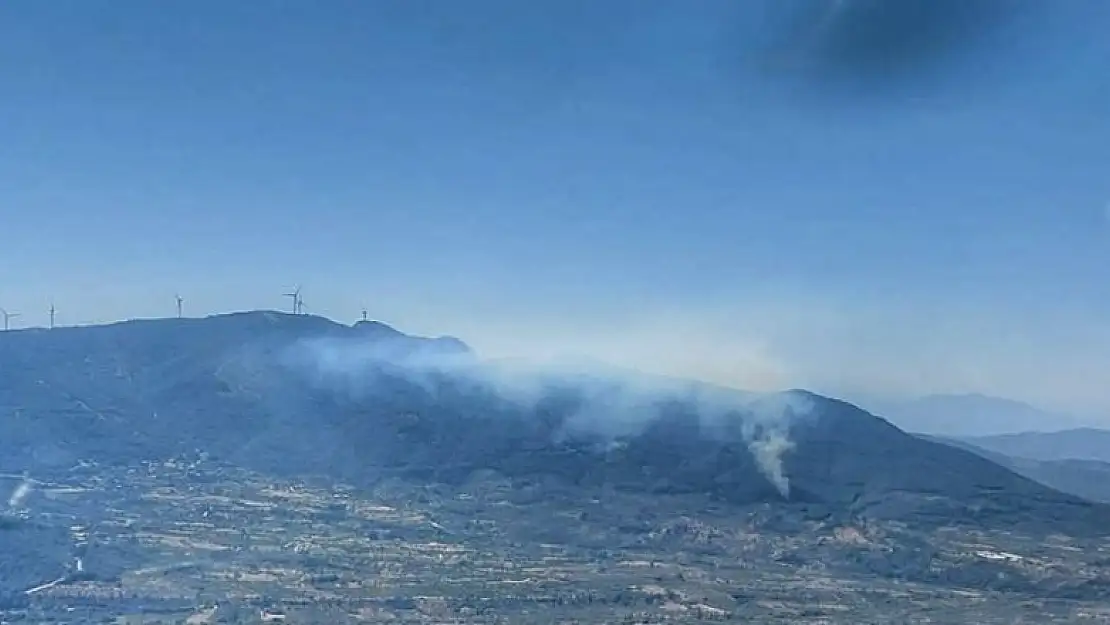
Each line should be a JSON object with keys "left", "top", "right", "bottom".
{"left": 7, "top": 478, "right": 32, "bottom": 509}
{"left": 285, "top": 332, "right": 815, "bottom": 498}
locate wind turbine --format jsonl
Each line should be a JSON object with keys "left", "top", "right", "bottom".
{"left": 283, "top": 286, "right": 303, "bottom": 315}
{"left": 175, "top": 294, "right": 184, "bottom": 319}
{"left": 49, "top": 301, "right": 56, "bottom": 329}
{"left": 1, "top": 308, "right": 20, "bottom": 331}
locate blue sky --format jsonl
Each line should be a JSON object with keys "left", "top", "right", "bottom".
{"left": 2, "top": 1, "right": 1109, "bottom": 417}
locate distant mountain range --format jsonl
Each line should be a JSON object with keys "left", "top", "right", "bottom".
{"left": 846, "top": 391, "right": 1110, "bottom": 502}
{"left": 2, "top": 311, "right": 1108, "bottom": 536}
{"left": 920, "top": 434, "right": 1110, "bottom": 504}
{"left": 852, "top": 393, "right": 1090, "bottom": 437}
{"left": 962, "top": 429, "right": 1110, "bottom": 463}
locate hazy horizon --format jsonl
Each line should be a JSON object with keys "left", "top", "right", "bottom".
{"left": 3, "top": 305, "right": 1102, "bottom": 430}
{"left": 2, "top": 2, "right": 1109, "bottom": 422}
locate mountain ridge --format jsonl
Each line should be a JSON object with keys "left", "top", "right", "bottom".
{"left": 962, "top": 428, "right": 1110, "bottom": 463}
{"left": 854, "top": 392, "right": 1088, "bottom": 436}
{"left": 2, "top": 310, "right": 1107, "bottom": 536}
{"left": 919, "top": 434, "right": 1110, "bottom": 504}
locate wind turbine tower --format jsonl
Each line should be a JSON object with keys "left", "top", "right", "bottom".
{"left": 283, "top": 286, "right": 303, "bottom": 315}
{"left": 175, "top": 294, "right": 184, "bottom": 319}
{"left": 1, "top": 308, "right": 20, "bottom": 332}
{"left": 49, "top": 301, "right": 56, "bottom": 329}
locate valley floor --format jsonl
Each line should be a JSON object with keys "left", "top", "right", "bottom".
{"left": 5, "top": 457, "right": 1110, "bottom": 624}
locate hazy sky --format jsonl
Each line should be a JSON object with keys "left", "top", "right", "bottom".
{"left": 2, "top": 1, "right": 1109, "bottom": 416}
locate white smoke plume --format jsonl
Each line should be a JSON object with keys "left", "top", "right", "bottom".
{"left": 723, "top": 390, "right": 814, "bottom": 498}
{"left": 746, "top": 429, "right": 796, "bottom": 498}
{"left": 284, "top": 334, "right": 816, "bottom": 498}
{"left": 8, "top": 478, "right": 33, "bottom": 509}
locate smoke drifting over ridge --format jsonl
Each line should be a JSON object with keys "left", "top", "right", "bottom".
{"left": 283, "top": 333, "right": 815, "bottom": 498}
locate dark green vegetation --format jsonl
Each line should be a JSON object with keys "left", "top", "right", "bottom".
{"left": 2, "top": 311, "right": 1109, "bottom": 622}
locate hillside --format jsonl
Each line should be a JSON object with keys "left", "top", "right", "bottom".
{"left": 853, "top": 393, "right": 1085, "bottom": 436}
{"left": 1, "top": 311, "right": 1107, "bottom": 536}
{"left": 0, "top": 513, "right": 72, "bottom": 600}
{"left": 922, "top": 434, "right": 1110, "bottom": 503}
{"left": 964, "top": 428, "right": 1110, "bottom": 463}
